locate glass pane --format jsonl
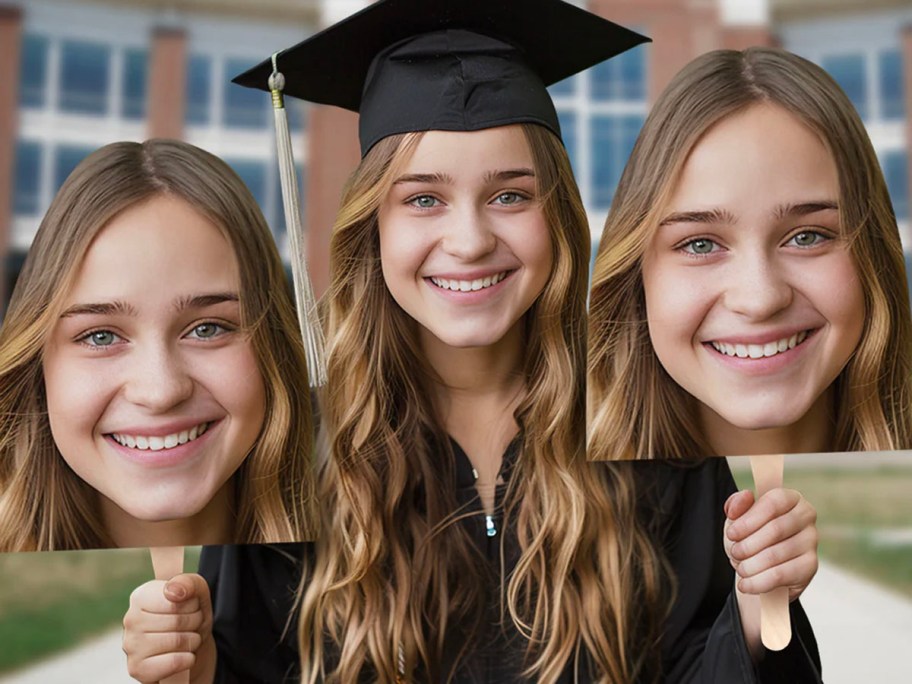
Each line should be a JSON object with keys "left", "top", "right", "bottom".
{"left": 879, "top": 50, "right": 904, "bottom": 121}
{"left": 548, "top": 74, "right": 577, "bottom": 99}
{"left": 13, "top": 141, "right": 42, "bottom": 216}
{"left": 821, "top": 54, "right": 868, "bottom": 120}
{"left": 224, "top": 58, "right": 267, "bottom": 129}
{"left": 185, "top": 54, "right": 211, "bottom": 125}
{"left": 122, "top": 48, "right": 148, "bottom": 120}
{"left": 228, "top": 160, "right": 267, "bottom": 212}
{"left": 60, "top": 40, "right": 110, "bottom": 115}
{"left": 591, "top": 114, "right": 644, "bottom": 210}
{"left": 19, "top": 34, "right": 48, "bottom": 108}
{"left": 591, "top": 46, "right": 646, "bottom": 102}
{"left": 883, "top": 151, "right": 909, "bottom": 221}
{"left": 54, "top": 146, "right": 94, "bottom": 192}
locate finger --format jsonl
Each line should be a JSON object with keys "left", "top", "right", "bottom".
{"left": 735, "top": 525, "right": 818, "bottom": 578}
{"left": 123, "top": 630, "right": 202, "bottom": 661}
{"left": 724, "top": 489, "right": 755, "bottom": 521}
{"left": 730, "top": 503, "right": 817, "bottom": 561}
{"left": 126, "top": 651, "right": 195, "bottom": 683}
{"left": 727, "top": 488, "right": 802, "bottom": 542}
{"left": 736, "top": 551, "right": 819, "bottom": 595}
{"left": 129, "top": 581, "right": 200, "bottom": 616}
{"left": 124, "top": 609, "right": 205, "bottom": 635}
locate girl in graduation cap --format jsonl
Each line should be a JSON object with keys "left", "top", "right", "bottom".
{"left": 123, "top": 2, "right": 821, "bottom": 683}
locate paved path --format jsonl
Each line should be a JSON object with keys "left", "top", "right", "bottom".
{"left": 801, "top": 561, "right": 912, "bottom": 683}
{"left": 2, "top": 561, "right": 910, "bottom": 683}
{"left": 0, "top": 629, "right": 132, "bottom": 684}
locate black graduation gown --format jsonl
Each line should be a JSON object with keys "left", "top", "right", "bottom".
{"left": 199, "top": 449, "right": 822, "bottom": 683}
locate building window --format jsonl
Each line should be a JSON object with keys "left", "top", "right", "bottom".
{"left": 591, "top": 114, "right": 644, "bottom": 210}
{"left": 224, "top": 58, "right": 269, "bottom": 129}
{"left": 54, "top": 146, "right": 95, "bottom": 192}
{"left": 879, "top": 50, "right": 904, "bottom": 122}
{"left": 185, "top": 54, "right": 211, "bottom": 125}
{"left": 591, "top": 47, "right": 645, "bottom": 102}
{"left": 821, "top": 53, "right": 867, "bottom": 120}
{"left": 228, "top": 159, "right": 268, "bottom": 212}
{"left": 13, "top": 141, "right": 42, "bottom": 216}
{"left": 548, "top": 41, "right": 648, "bottom": 215}
{"left": 122, "top": 48, "right": 148, "bottom": 120}
{"left": 60, "top": 40, "right": 110, "bottom": 115}
{"left": 19, "top": 34, "right": 49, "bottom": 108}
{"left": 883, "top": 151, "right": 909, "bottom": 222}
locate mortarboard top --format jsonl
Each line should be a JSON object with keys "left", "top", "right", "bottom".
{"left": 233, "top": 0, "right": 649, "bottom": 156}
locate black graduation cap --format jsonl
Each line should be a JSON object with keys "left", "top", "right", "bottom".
{"left": 233, "top": 0, "right": 649, "bottom": 156}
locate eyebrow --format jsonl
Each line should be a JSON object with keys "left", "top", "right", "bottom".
{"left": 173, "top": 292, "right": 240, "bottom": 312}
{"left": 60, "top": 300, "right": 138, "bottom": 318}
{"left": 59, "top": 293, "right": 239, "bottom": 319}
{"left": 773, "top": 200, "right": 838, "bottom": 220}
{"left": 393, "top": 172, "right": 454, "bottom": 185}
{"left": 484, "top": 168, "right": 536, "bottom": 183}
{"left": 659, "top": 208, "right": 737, "bottom": 226}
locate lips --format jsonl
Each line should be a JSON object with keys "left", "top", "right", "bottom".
{"left": 428, "top": 270, "right": 513, "bottom": 292}
{"left": 709, "top": 330, "right": 812, "bottom": 359}
{"left": 109, "top": 421, "right": 210, "bottom": 451}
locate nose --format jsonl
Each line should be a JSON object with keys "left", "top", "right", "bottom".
{"left": 122, "top": 342, "right": 194, "bottom": 411}
{"left": 440, "top": 205, "right": 497, "bottom": 261}
{"left": 721, "top": 251, "right": 793, "bottom": 320}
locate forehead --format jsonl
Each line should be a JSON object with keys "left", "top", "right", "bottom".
{"left": 66, "top": 195, "right": 238, "bottom": 303}
{"left": 667, "top": 103, "right": 839, "bottom": 212}
{"left": 400, "top": 125, "right": 535, "bottom": 173}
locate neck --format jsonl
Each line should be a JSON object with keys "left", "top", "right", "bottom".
{"left": 701, "top": 391, "right": 832, "bottom": 457}
{"left": 100, "top": 482, "right": 236, "bottom": 548}
{"left": 420, "top": 322, "right": 525, "bottom": 511}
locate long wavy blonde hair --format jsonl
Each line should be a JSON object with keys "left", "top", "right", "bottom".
{"left": 0, "top": 140, "right": 318, "bottom": 549}
{"left": 299, "top": 124, "right": 669, "bottom": 683}
{"left": 588, "top": 47, "right": 912, "bottom": 461}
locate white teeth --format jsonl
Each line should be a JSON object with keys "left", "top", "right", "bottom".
{"left": 430, "top": 271, "right": 510, "bottom": 292}
{"left": 711, "top": 331, "right": 812, "bottom": 359}
{"left": 111, "top": 422, "right": 209, "bottom": 451}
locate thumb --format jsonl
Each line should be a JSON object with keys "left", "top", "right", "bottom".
{"left": 163, "top": 572, "right": 210, "bottom": 609}
{"left": 724, "top": 489, "right": 754, "bottom": 521}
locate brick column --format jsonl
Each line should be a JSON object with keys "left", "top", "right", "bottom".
{"left": 0, "top": 5, "right": 23, "bottom": 311}
{"left": 304, "top": 105, "right": 359, "bottom": 297}
{"left": 721, "top": 26, "right": 774, "bottom": 51}
{"left": 146, "top": 26, "right": 186, "bottom": 140}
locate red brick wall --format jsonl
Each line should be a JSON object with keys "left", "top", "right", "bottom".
{"left": 147, "top": 26, "right": 186, "bottom": 140}
{"left": 0, "top": 5, "right": 22, "bottom": 310}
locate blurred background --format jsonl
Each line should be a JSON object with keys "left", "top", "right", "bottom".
{"left": 0, "top": 0, "right": 911, "bottom": 681}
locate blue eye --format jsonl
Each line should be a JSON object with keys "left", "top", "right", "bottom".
{"left": 187, "top": 322, "right": 227, "bottom": 340}
{"left": 408, "top": 195, "right": 441, "bottom": 209}
{"left": 79, "top": 330, "right": 121, "bottom": 347}
{"left": 680, "top": 238, "right": 720, "bottom": 255}
{"left": 786, "top": 230, "right": 829, "bottom": 248}
{"left": 493, "top": 192, "right": 527, "bottom": 206}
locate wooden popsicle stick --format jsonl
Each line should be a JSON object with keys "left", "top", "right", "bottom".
{"left": 149, "top": 546, "right": 190, "bottom": 684}
{"left": 749, "top": 454, "right": 791, "bottom": 651}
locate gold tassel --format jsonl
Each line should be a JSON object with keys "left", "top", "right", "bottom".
{"left": 269, "top": 52, "right": 327, "bottom": 387}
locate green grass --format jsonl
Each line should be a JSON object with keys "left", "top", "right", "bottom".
{"left": 731, "top": 465, "right": 912, "bottom": 598}
{"left": 0, "top": 547, "right": 201, "bottom": 674}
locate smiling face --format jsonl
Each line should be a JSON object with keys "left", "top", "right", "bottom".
{"left": 377, "top": 126, "right": 553, "bottom": 353}
{"left": 641, "top": 104, "right": 864, "bottom": 452}
{"left": 42, "top": 195, "right": 266, "bottom": 539}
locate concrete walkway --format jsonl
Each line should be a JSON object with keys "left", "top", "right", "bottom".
{"left": 1, "top": 560, "right": 910, "bottom": 683}
{"left": 800, "top": 561, "right": 912, "bottom": 683}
